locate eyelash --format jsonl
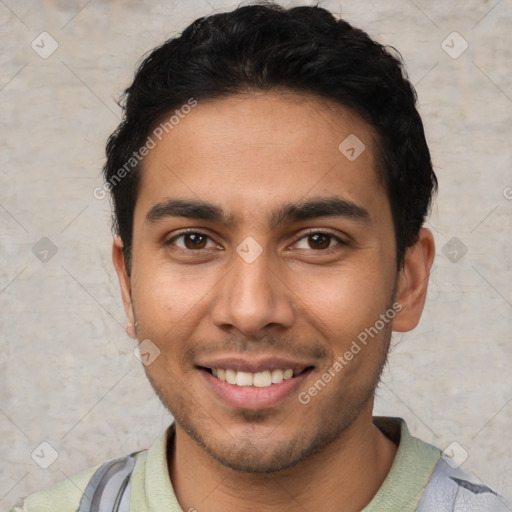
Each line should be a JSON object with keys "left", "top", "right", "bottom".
{"left": 166, "top": 229, "right": 220, "bottom": 251}
{"left": 165, "top": 228, "right": 348, "bottom": 253}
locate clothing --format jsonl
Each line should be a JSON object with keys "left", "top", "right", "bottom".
{"left": 11, "top": 416, "right": 509, "bottom": 511}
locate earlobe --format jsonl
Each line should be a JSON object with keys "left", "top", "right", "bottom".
{"left": 112, "top": 236, "right": 136, "bottom": 336}
{"left": 393, "top": 228, "right": 435, "bottom": 332}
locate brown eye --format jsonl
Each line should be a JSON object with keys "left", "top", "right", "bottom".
{"left": 308, "top": 233, "right": 332, "bottom": 250}
{"left": 168, "top": 232, "right": 216, "bottom": 250}
{"left": 183, "top": 233, "right": 208, "bottom": 249}
{"left": 293, "top": 231, "right": 346, "bottom": 252}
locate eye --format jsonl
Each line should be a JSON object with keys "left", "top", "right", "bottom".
{"left": 167, "top": 231, "right": 218, "bottom": 250}
{"left": 294, "top": 231, "right": 345, "bottom": 251}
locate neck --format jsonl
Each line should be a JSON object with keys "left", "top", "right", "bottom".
{"left": 168, "top": 407, "right": 398, "bottom": 512}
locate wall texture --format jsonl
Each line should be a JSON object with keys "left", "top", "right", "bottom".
{"left": 1, "top": 0, "right": 511, "bottom": 509}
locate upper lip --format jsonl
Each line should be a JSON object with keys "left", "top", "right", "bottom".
{"left": 195, "top": 356, "right": 314, "bottom": 374}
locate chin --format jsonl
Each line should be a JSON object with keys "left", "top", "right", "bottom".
{"left": 197, "top": 435, "right": 311, "bottom": 474}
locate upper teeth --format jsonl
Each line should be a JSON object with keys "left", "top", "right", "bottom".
{"left": 211, "top": 368, "right": 295, "bottom": 387}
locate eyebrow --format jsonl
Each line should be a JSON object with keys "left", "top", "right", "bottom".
{"left": 145, "top": 196, "right": 371, "bottom": 228}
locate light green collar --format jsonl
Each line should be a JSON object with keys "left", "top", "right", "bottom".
{"left": 363, "top": 416, "right": 442, "bottom": 511}
{"left": 130, "top": 416, "right": 441, "bottom": 512}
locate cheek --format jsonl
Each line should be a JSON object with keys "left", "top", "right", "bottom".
{"left": 132, "top": 265, "right": 215, "bottom": 329}
{"left": 290, "top": 260, "right": 394, "bottom": 340}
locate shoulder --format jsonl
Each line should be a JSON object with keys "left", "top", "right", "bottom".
{"left": 9, "top": 464, "right": 101, "bottom": 512}
{"left": 9, "top": 451, "right": 147, "bottom": 512}
{"left": 417, "top": 457, "right": 510, "bottom": 511}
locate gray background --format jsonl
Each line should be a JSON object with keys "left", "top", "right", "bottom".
{"left": 1, "top": 0, "right": 511, "bottom": 509}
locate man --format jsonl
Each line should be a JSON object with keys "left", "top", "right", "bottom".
{"left": 12, "top": 2, "right": 509, "bottom": 511}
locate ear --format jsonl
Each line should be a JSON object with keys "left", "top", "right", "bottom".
{"left": 393, "top": 228, "right": 435, "bottom": 332}
{"left": 112, "top": 236, "right": 136, "bottom": 338}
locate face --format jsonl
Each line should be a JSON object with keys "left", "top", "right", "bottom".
{"left": 114, "top": 92, "right": 430, "bottom": 473}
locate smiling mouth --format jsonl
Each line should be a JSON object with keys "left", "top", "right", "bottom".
{"left": 199, "top": 366, "right": 314, "bottom": 388}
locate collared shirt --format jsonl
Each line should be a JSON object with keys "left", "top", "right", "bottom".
{"left": 11, "top": 416, "right": 509, "bottom": 511}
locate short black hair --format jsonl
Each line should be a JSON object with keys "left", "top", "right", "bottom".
{"left": 103, "top": 1, "right": 437, "bottom": 271}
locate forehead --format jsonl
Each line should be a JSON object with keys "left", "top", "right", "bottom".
{"left": 135, "top": 91, "right": 388, "bottom": 227}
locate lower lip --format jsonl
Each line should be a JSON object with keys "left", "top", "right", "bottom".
{"left": 198, "top": 368, "right": 313, "bottom": 410}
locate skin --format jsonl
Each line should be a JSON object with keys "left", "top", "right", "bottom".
{"left": 113, "top": 91, "right": 435, "bottom": 511}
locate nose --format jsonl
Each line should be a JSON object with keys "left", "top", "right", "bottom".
{"left": 210, "top": 246, "right": 295, "bottom": 339}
